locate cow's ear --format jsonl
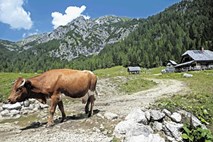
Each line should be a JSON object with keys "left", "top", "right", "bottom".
{"left": 24, "top": 80, "right": 32, "bottom": 89}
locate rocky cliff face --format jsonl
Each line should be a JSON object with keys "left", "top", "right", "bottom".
{"left": 16, "top": 16, "right": 139, "bottom": 61}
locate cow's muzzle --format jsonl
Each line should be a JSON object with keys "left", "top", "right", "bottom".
{"left": 8, "top": 98, "right": 15, "bottom": 104}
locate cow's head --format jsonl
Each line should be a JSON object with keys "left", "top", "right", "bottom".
{"left": 8, "top": 77, "right": 32, "bottom": 104}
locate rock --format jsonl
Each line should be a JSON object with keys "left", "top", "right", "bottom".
{"left": 0, "top": 106, "right": 3, "bottom": 112}
{"left": 100, "top": 124, "right": 105, "bottom": 130}
{"left": 21, "top": 110, "right": 29, "bottom": 115}
{"left": 150, "top": 110, "right": 165, "bottom": 121}
{"left": 40, "top": 103, "right": 49, "bottom": 109}
{"left": 163, "top": 121, "right": 183, "bottom": 141}
{"left": 10, "top": 110, "right": 20, "bottom": 116}
{"left": 183, "top": 73, "right": 193, "bottom": 78}
{"left": 2, "top": 102, "right": 21, "bottom": 110}
{"left": 29, "top": 98, "right": 36, "bottom": 103}
{"left": 145, "top": 110, "right": 151, "bottom": 122}
{"left": 34, "top": 104, "right": 41, "bottom": 110}
{"left": 166, "top": 136, "right": 178, "bottom": 142}
{"left": 104, "top": 112, "right": 118, "bottom": 120}
{"left": 23, "top": 100, "right": 30, "bottom": 107}
{"left": 0, "top": 109, "right": 10, "bottom": 117}
{"left": 178, "top": 110, "right": 206, "bottom": 129}
{"left": 103, "top": 130, "right": 108, "bottom": 135}
{"left": 93, "top": 127, "right": 101, "bottom": 132}
{"left": 21, "top": 106, "right": 30, "bottom": 111}
{"left": 163, "top": 109, "right": 172, "bottom": 117}
{"left": 152, "top": 121, "right": 163, "bottom": 131}
{"left": 170, "top": 112, "right": 182, "bottom": 123}
{"left": 28, "top": 104, "right": 34, "bottom": 110}
{"left": 113, "top": 120, "right": 153, "bottom": 138}
{"left": 125, "top": 133, "right": 165, "bottom": 142}
{"left": 125, "top": 108, "right": 148, "bottom": 124}
{"left": 97, "top": 113, "right": 104, "bottom": 119}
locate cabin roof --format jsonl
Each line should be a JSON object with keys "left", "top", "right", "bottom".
{"left": 169, "top": 60, "right": 177, "bottom": 65}
{"left": 182, "top": 50, "right": 213, "bottom": 61}
{"left": 175, "top": 60, "right": 195, "bottom": 68}
{"left": 127, "top": 66, "right": 141, "bottom": 72}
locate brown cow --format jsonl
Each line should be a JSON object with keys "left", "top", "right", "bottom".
{"left": 8, "top": 69, "right": 98, "bottom": 127}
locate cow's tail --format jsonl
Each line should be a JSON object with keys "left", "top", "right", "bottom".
{"left": 89, "top": 71, "right": 98, "bottom": 96}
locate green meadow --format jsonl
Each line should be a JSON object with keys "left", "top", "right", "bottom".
{"left": 0, "top": 66, "right": 213, "bottom": 131}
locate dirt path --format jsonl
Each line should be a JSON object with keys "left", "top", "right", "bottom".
{"left": 95, "top": 78, "right": 188, "bottom": 116}
{"left": 0, "top": 78, "right": 189, "bottom": 142}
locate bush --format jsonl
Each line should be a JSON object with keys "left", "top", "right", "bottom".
{"left": 182, "top": 124, "right": 213, "bottom": 142}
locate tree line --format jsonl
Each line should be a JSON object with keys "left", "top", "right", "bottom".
{"left": 0, "top": 0, "right": 212, "bottom": 72}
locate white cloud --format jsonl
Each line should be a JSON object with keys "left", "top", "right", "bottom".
{"left": 0, "top": 0, "right": 33, "bottom": 30}
{"left": 51, "top": 5, "right": 90, "bottom": 29}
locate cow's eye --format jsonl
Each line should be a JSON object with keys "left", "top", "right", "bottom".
{"left": 16, "top": 88, "right": 21, "bottom": 92}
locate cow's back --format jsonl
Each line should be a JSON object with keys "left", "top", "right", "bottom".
{"left": 30, "top": 69, "right": 96, "bottom": 98}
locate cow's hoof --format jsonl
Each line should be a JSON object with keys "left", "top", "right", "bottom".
{"left": 88, "top": 112, "right": 93, "bottom": 117}
{"left": 85, "top": 108, "right": 89, "bottom": 114}
{"left": 60, "top": 117, "right": 67, "bottom": 123}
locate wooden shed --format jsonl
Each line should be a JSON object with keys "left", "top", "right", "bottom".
{"left": 127, "top": 66, "right": 141, "bottom": 74}
{"left": 175, "top": 49, "right": 213, "bottom": 72}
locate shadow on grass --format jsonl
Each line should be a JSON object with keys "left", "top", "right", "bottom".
{"left": 20, "top": 109, "right": 100, "bottom": 130}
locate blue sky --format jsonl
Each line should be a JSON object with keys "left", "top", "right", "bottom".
{"left": 0, "top": 0, "right": 181, "bottom": 42}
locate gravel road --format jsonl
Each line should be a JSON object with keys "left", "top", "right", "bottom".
{"left": 0, "top": 77, "right": 188, "bottom": 142}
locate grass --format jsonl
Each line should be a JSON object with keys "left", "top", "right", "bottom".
{"left": 94, "top": 66, "right": 128, "bottom": 78}
{"left": 153, "top": 70, "right": 213, "bottom": 132}
{"left": 0, "top": 72, "right": 35, "bottom": 101}
{"left": 119, "top": 76, "right": 156, "bottom": 94}
{"left": 0, "top": 66, "right": 212, "bottom": 132}
{"left": 0, "top": 66, "right": 156, "bottom": 101}
{"left": 94, "top": 66, "right": 157, "bottom": 94}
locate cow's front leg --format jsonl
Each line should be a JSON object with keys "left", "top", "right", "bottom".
{"left": 85, "top": 98, "right": 90, "bottom": 114}
{"left": 47, "top": 95, "right": 58, "bottom": 127}
{"left": 58, "top": 100, "right": 66, "bottom": 122}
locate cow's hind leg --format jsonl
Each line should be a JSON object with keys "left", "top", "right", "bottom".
{"left": 58, "top": 101, "right": 66, "bottom": 123}
{"left": 88, "top": 95, "right": 95, "bottom": 117}
{"left": 85, "top": 98, "right": 90, "bottom": 115}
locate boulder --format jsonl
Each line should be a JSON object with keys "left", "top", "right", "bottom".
{"left": 152, "top": 121, "right": 163, "bottom": 132}
{"left": 10, "top": 109, "right": 20, "bottom": 116}
{"left": 162, "top": 109, "right": 171, "bottom": 117}
{"left": 23, "top": 100, "right": 30, "bottom": 107}
{"left": 2, "top": 102, "right": 21, "bottom": 110}
{"left": 178, "top": 110, "right": 206, "bottom": 129}
{"left": 104, "top": 112, "right": 118, "bottom": 120}
{"left": 28, "top": 104, "right": 35, "bottom": 110}
{"left": 149, "top": 110, "right": 165, "bottom": 121}
{"left": 163, "top": 121, "right": 183, "bottom": 141}
{"left": 29, "top": 98, "right": 36, "bottom": 103}
{"left": 145, "top": 110, "right": 151, "bottom": 122}
{"left": 113, "top": 120, "right": 153, "bottom": 138}
{"left": 125, "top": 133, "right": 165, "bottom": 142}
{"left": 97, "top": 113, "right": 104, "bottom": 119}
{"left": 183, "top": 73, "right": 193, "bottom": 78}
{"left": 0, "top": 109, "right": 10, "bottom": 117}
{"left": 170, "top": 112, "right": 182, "bottom": 123}
{"left": 33, "top": 104, "right": 41, "bottom": 111}
{"left": 125, "top": 108, "right": 148, "bottom": 124}
{"left": 40, "top": 103, "right": 49, "bottom": 109}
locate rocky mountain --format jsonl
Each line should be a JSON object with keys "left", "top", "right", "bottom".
{"left": 0, "top": 39, "right": 19, "bottom": 51}
{"left": 14, "top": 16, "right": 138, "bottom": 61}
{"left": 1, "top": 0, "right": 212, "bottom": 72}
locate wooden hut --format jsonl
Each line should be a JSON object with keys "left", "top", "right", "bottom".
{"left": 175, "top": 49, "right": 213, "bottom": 72}
{"left": 127, "top": 66, "right": 141, "bottom": 74}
